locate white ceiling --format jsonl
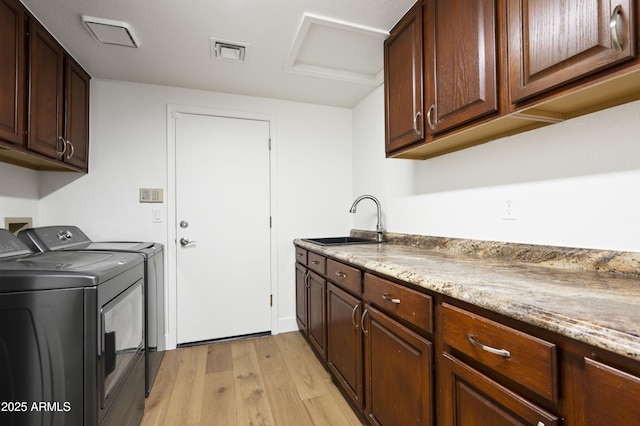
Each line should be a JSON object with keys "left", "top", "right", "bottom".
{"left": 21, "top": 0, "right": 416, "bottom": 108}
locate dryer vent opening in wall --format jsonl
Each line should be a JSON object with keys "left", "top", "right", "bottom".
{"left": 4, "top": 217, "right": 32, "bottom": 235}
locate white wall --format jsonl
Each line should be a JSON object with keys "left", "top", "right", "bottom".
{"left": 0, "top": 162, "right": 39, "bottom": 225}
{"left": 353, "top": 85, "right": 640, "bottom": 252}
{"left": 33, "top": 79, "right": 353, "bottom": 346}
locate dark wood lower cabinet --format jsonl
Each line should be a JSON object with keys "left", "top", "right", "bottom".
{"left": 295, "top": 263, "right": 307, "bottom": 332}
{"left": 327, "top": 283, "right": 363, "bottom": 409}
{"left": 363, "top": 305, "right": 432, "bottom": 426}
{"left": 307, "top": 270, "right": 326, "bottom": 360}
{"left": 583, "top": 357, "right": 640, "bottom": 426}
{"left": 439, "top": 353, "right": 558, "bottom": 426}
{"left": 295, "top": 243, "right": 640, "bottom": 426}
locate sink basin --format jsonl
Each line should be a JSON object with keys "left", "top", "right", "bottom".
{"left": 301, "top": 236, "right": 381, "bottom": 246}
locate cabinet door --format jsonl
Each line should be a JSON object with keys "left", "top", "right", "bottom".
{"left": 0, "top": 0, "right": 25, "bottom": 146}
{"left": 426, "top": 0, "right": 499, "bottom": 134}
{"left": 384, "top": 1, "right": 424, "bottom": 154}
{"left": 508, "top": 0, "right": 636, "bottom": 103}
{"left": 295, "top": 263, "right": 308, "bottom": 332}
{"left": 440, "top": 353, "right": 558, "bottom": 426}
{"left": 307, "top": 270, "right": 326, "bottom": 360}
{"left": 327, "top": 283, "right": 363, "bottom": 410}
{"left": 583, "top": 357, "right": 640, "bottom": 425}
{"left": 363, "top": 305, "right": 432, "bottom": 426}
{"left": 27, "top": 19, "right": 64, "bottom": 159}
{"left": 64, "top": 58, "right": 90, "bottom": 170}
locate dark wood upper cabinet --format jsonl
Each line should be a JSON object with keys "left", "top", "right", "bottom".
{"left": 426, "top": 0, "right": 500, "bottom": 133}
{"left": 508, "top": 0, "right": 636, "bottom": 104}
{"left": 387, "top": 0, "right": 640, "bottom": 159}
{"left": 0, "top": 1, "right": 90, "bottom": 172}
{"left": 0, "top": 0, "right": 25, "bottom": 146}
{"left": 64, "top": 57, "right": 90, "bottom": 170}
{"left": 384, "top": 1, "right": 424, "bottom": 155}
{"left": 28, "top": 19, "right": 65, "bottom": 160}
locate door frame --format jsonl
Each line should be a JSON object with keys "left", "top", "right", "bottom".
{"left": 166, "top": 104, "right": 278, "bottom": 350}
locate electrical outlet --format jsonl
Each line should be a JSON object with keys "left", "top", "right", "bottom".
{"left": 503, "top": 198, "right": 518, "bottom": 220}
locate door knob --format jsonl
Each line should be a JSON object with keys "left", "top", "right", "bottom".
{"left": 179, "top": 220, "right": 189, "bottom": 228}
{"left": 179, "top": 237, "right": 197, "bottom": 246}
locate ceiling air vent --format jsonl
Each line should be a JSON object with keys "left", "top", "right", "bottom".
{"left": 82, "top": 16, "right": 140, "bottom": 48}
{"left": 210, "top": 38, "right": 250, "bottom": 63}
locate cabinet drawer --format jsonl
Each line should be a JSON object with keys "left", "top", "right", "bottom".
{"left": 307, "top": 251, "right": 326, "bottom": 275}
{"left": 327, "top": 259, "right": 362, "bottom": 294}
{"left": 441, "top": 303, "right": 557, "bottom": 402}
{"left": 295, "top": 246, "right": 307, "bottom": 264}
{"left": 363, "top": 273, "right": 433, "bottom": 333}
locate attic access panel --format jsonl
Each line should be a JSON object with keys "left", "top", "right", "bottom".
{"left": 285, "top": 13, "right": 389, "bottom": 85}
{"left": 82, "top": 15, "right": 140, "bottom": 48}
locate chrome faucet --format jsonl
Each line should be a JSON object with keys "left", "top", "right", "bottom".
{"left": 349, "top": 194, "right": 384, "bottom": 242}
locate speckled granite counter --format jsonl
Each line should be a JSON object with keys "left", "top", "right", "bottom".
{"left": 294, "top": 232, "right": 640, "bottom": 361}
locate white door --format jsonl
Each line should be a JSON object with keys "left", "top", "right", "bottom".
{"left": 175, "top": 112, "right": 271, "bottom": 345}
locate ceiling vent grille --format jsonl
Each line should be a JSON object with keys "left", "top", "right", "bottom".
{"left": 81, "top": 16, "right": 140, "bottom": 48}
{"left": 210, "top": 38, "right": 250, "bottom": 63}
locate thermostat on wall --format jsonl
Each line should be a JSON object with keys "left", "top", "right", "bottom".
{"left": 140, "top": 188, "right": 163, "bottom": 203}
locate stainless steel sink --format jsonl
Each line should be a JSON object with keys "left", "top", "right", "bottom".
{"left": 301, "top": 236, "right": 382, "bottom": 246}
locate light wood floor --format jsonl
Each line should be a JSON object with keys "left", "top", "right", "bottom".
{"left": 140, "top": 331, "right": 366, "bottom": 426}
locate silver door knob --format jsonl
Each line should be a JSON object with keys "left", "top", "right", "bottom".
{"left": 179, "top": 220, "right": 189, "bottom": 228}
{"left": 179, "top": 237, "right": 196, "bottom": 246}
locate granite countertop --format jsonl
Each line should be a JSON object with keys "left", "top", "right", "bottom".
{"left": 294, "top": 232, "right": 640, "bottom": 361}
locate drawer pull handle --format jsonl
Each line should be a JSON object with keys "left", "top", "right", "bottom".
{"left": 361, "top": 309, "right": 369, "bottom": 336}
{"left": 610, "top": 5, "right": 623, "bottom": 53}
{"left": 382, "top": 293, "right": 400, "bottom": 304}
{"left": 296, "top": 252, "right": 304, "bottom": 257}
{"left": 351, "top": 304, "right": 360, "bottom": 329}
{"left": 311, "top": 260, "right": 320, "bottom": 265}
{"left": 427, "top": 104, "right": 436, "bottom": 130}
{"left": 335, "top": 271, "right": 347, "bottom": 279}
{"left": 413, "top": 111, "right": 422, "bottom": 135}
{"left": 467, "top": 334, "right": 511, "bottom": 358}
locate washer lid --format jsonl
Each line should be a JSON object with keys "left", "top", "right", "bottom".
{"left": 18, "top": 225, "right": 91, "bottom": 252}
{"left": 82, "top": 241, "right": 157, "bottom": 252}
{"left": 0, "top": 229, "right": 32, "bottom": 259}
{"left": 0, "top": 250, "right": 144, "bottom": 292}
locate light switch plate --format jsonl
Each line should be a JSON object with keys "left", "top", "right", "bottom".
{"left": 140, "top": 188, "right": 163, "bottom": 203}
